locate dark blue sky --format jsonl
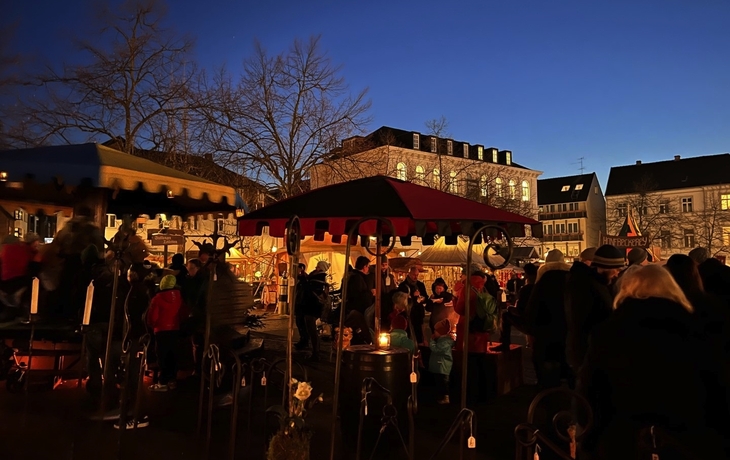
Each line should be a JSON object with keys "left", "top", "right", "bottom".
{"left": 5, "top": 0, "right": 730, "bottom": 188}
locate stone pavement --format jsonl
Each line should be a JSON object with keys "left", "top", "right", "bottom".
{"left": 0, "top": 314, "right": 543, "bottom": 460}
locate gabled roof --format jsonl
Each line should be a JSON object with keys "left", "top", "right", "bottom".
{"left": 605, "top": 154, "right": 730, "bottom": 196}
{"left": 537, "top": 173, "right": 596, "bottom": 205}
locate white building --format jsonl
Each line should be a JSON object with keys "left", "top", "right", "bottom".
{"left": 605, "top": 154, "right": 730, "bottom": 261}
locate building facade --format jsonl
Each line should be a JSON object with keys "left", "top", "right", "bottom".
{"left": 537, "top": 173, "right": 606, "bottom": 259}
{"left": 605, "top": 154, "right": 730, "bottom": 261}
{"left": 310, "top": 126, "right": 542, "bottom": 220}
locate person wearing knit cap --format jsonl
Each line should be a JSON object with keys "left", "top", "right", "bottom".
{"left": 688, "top": 247, "right": 709, "bottom": 265}
{"left": 147, "top": 274, "right": 188, "bottom": 391}
{"left": 429, "top": 319, "right": 455, "bottom": 404}
{"left": 302, "top": 260, "right": 331, "bottom": 362}
{"left": 578, "top": 247, "right": 596, "bottom": 266}
{"left": 564, "top": 244, "right": 622, "bottom": 378}
{"left": 389, "top": 314, "right": 414, "bottom": 353}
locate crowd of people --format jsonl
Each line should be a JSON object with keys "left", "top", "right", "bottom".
{"left": 303, "top": 244, "right": 730, "bottom": 458}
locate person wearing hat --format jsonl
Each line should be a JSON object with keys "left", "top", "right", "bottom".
{"left": 688, "top": 247, "right": 710, "bottom": 265}
{"left": 168, "top": 253, "right": 188, "bottom": 287}
{"left": 565, "top": 244, "right": 625, "bottom": 378}
{"left": 147, "top": 274, "right": 188, "bottom": 391}
{"left": 389, "top": 313, "right": 415, "bottom": 353}
{"left": 519, "top": 249, "right": 572, "bottom": 388}
{"left": 428, "top": 277, "right": 454, "bottom": 333}
{"left": 612, "top": 248, "right": 649, "bottom": 295}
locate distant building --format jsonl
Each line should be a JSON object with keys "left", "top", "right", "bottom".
{"left": 310, "top": 126, "right": 541, "bottom": 218}
{"left": 605, "top": 154, "right": 730, "bottom": 261}
{"left": 537, "top": 173, "right": 606, "bottom": 260}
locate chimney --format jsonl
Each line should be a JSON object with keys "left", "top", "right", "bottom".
{"left": 204, "top": 153, "right": 213, "bottom": 161}
{"left": 674, "top": 155, "right": 680, "bottom": 161}
{"left": 636, "top": 160, "right": 642, "bottom": 165}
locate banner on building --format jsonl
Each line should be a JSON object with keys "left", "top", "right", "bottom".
{"left": 599, "top": 233, "right": 651, "bottom": 248}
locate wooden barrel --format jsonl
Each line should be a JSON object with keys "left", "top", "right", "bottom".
{"left": 339, "top": 345, "right": 411, "bottom": 458}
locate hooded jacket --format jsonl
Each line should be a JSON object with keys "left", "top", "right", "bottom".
{"left": 147, "top": 288, "right": 189, "bottom": 334}
{"left": 428, "top": 281, "right": 455, "bottom": 331}
{"left": 390, "top": 328, "right": 415, "bottom": 353}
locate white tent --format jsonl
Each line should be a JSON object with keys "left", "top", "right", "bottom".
{"left": 418, "top": 236, "right": 489, "bottom": 267}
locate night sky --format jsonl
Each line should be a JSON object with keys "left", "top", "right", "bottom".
{"left": 4, "top": 0, "right": 730, "bottom": 188}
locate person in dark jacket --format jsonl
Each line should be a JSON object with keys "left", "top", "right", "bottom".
{"left": 147, "top": 275, "right": 188, "bottom": 390}
{"left": 398, "top": 265, "right": 432, "bottom": 345}
{"left": 168, "top": 253, "right": 188, "bottom": 287}
{"left": 428, "top": 278, "right": 454, "bottom": 332}
{"left": 294, "top": 263, "right": 310, "bottom": 351}
{"left": 367, "top": 255, "right": 398, "bottom": 328}
{"left": 345, "top": 256, "right": 374, "bottom": 344}
{"left": 302, "top": 261, "right": 329, "bottom": 361}
{"left": 580, "top": 265, "right": 729, "bottom": 459}
{"left": 522, "top": 250, "right": 571, "bottom": 388}
{"left": 492, "top": 263, "right": 538, "bottom": 352}
{"left": 564, "top": 244, "right": 623, "bottom": 375}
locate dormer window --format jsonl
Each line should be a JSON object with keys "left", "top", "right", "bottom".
{"left": 561, "top": 185, "right": 570, "bottom": 192}
{"left": 447, "top": 140, "right": 453, "bottom": 155}
{"left": 505, "top": 151, "right": 512, "bottom": 165}
{"left": 575, "top": 184, "right": 584, "bottom": 190}
{"left": 492, "top": 149, "right": 498, "bottom": 163}
{"left": 463, "top": 143, "right": 469, "bottom": 158}
{"left": 413, "top": 133, "right": 420, "bottom": 149}
{"left": 430, "top": 137, "right": 437, "bottom": 153}
{"left": 477, "top": 146, "right": 483, "bottom": 160}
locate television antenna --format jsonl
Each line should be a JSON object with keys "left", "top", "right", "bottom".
{"left": 572, "top": 157, "right": 586, "bottom": 174}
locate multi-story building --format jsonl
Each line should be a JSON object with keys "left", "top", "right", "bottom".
{"left": 605, "top": 154, "right": 730, "bottom": 260}
{"left": 310, "top": 126, "right": 542, "bottom": 221}
{"left": 537, "top": 173, "right": 606, "bottom": 259}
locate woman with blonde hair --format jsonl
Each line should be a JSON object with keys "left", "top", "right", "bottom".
{"left": 579, "top": 264, "right": 728, "bottom": 459}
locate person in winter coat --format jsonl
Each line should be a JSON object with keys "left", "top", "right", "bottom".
{"left": 303, "top": 261, "right": 330, "bottom": 362}
{"left": 454, "top": 270, "right": 495, "bottom": 353}
{"left": 367, "top": 255, "right": 398, "bottom": 327}
{"left": 564, "top": 244, "right": 623, "bottom": 376}
{"left": 429, "top": 319, "right": 455, "bottom": 405}
{"left": 147, "top": 275, "right": 188, "bottom": 391}
{"left": 579, "top": 265, "right": 729, "bottom": 459}
{"left": 390, "top": 314, "right": 414, "bottom": 353}
{"left": 522, "top": 249, "right": 571, "bottom": 388}
{"left": 397, "top": 265, "right": 432, "bottom": 346}
{"left": 428, "top": 278, "right": 455, "bottom": 332}
{"left": 168, "top": 253, "right": 188, "bottom": 287}
{"left": 344, "top": 257, "right": 374, "bottom": 345}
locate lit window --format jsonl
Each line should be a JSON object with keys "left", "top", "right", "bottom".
{"left": 430, "top": 137, "right": 437, "bottom": 153}
{"left": 721, "top": 194, "right": 730, "bottom": 210}
{"left": 480, "top": 175, "right": 488, "bottom": 197}
{"left": 106, "top": 214, "right": 117, "bottom": 228}
{"left": 396, "top": 162, "right": 407, "bottom": 181}
{"left": 575, "top": 184, "right": 583, "bottom": 190}
{"left": 492, "top": 149, "right": 498, "bottom": 163}
{"left": 413, "top": 133, "right": 420, "bottom": 149}
{"left": 495, "top": 177, "right": 503, "bottom": 197}
{"left": 508, "top": 180, "right": 516, "bottom": 199}
{"left": 505, "top": 151, "right": 511, "bottom": 165}
{"left": 561, "top": 185, "right": 570, "bottom": 192}
{"left": 415, "top": 165, "right": 425, "bottom": 182}
{"left": 447, "top": 140, "right": 453, "bottom": 155}
{"left": 682, "top": 197, "right": 693, "bottom": 213}
{"left": 433, "top": 168, "right": 440, "bottom": 188}
{"left": 463, "top": 144, "right": 469, "bottom": 158}
{"left": 13, "top": 209, "right": 24, "bottom": 220}
{"left": 477, "top": 146, "right": 483, "bottom": 160}
{"left": 521, "top": 181, "right": 530, "bottom": 201}
{"left": 14, "top": 227, "right": 22, "bottom": 238}
{"left": 449, "top": 171, "right": 458, "bottom": 193}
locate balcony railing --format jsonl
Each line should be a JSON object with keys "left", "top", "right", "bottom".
{"left": 538, "top": 210, "right": 587, "bottom": 220}
{"left": 541, "top": 232, "right": 584, "bottom": 242}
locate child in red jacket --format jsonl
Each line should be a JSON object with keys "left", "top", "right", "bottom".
{"left": 147, "top": 275, "right": 188, "bottom": 391}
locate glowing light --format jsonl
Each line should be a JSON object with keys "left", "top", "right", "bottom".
{"left": 271, "top": 246, "right": 277, "bottom": 252}
{"left": 378, "top": 332, "right": 391, "bottom": 349}
{"left": 0, "top": 171, "right": 7, "bottom": 181}
{"left": 399, "top": 252, "right": 406, "bottom": 257}
{"left": 254, "top": 271, "right": 262, "bottom": 278}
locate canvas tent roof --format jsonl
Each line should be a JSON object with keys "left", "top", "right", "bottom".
{"left": 418, "top": 237, "right": 489, "bottom": 266}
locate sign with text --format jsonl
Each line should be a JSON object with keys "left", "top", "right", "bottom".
{"left": 600, "top": 234, "right": 650, "bottom": 248}
{"left": 150, "top": 233, "right": 184, "bottom": 246}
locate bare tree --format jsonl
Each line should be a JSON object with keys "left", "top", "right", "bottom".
{"left": 690, "top": 186, "right": 730, "bottom": 256}
{"left": 10, "top": 0, "right": 196, "bottom": 152}
{"left": 194, "top": 36, "right": 371, "bottom": 199}
{"left": 605, "top": 175, "right": 673, "bottom": 247}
